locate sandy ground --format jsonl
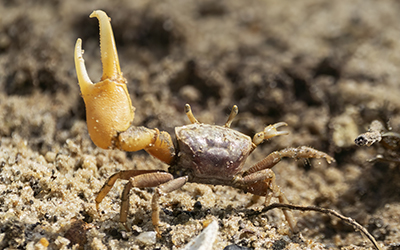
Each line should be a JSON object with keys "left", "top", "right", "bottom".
{"left": 1, "top": 0, "right": 400, "bottom": 249}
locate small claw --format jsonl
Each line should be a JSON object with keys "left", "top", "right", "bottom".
{"left": 253, "top": 122, "right": 289, "bottom": 145}
{"left": 264, "top": 122, "right": 289, "bottom": 139}
{"left": 74, "top": 38, "right": 94, "bottom": 93}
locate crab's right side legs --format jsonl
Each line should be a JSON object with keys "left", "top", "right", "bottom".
{"left": 121, "top": 173, "right": 187, "bottom": 234}
{"left": 96, "top": 169, "right": 188, "bottom": 233}
{"left": 151, "top": 176, "right": 188, "bottom": 235}
{"left": 119, "top": 172, "right": 176, "bottom": 231}
{"left": 95, "top": 169, "right": 167, "bottom": 214}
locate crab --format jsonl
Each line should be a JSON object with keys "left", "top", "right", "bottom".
{"left": 74, "top": 10, "right": 335, "bottom": 235}
{"left": 355, "top": 119, "right": 400, "bottom": 162}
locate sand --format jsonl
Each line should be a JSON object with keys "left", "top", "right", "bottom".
{"left": 1, "top": 0, "right": 400, "bottom": 249}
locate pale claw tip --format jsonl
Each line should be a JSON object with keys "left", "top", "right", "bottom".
{"left": 253, "top": 122, "right": 289, "bottom": 144}
{"left": 264, "top": 122, "right": 289, "bottom": 138}
{"left": 74, "top": 38, "right": 93, "bottom": 94}
{"left": 89, "top": 10, "right": 106, "bottom": 19}
{"left": 272, "top": 122, "right": 288, "bottom": 129}
{"left": 89, "top": 10, "right": 122, "bottom": 81}
{"left": 275, "top": 130, "right": 290, "bottom": 137}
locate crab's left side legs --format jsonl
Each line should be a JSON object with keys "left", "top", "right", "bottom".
{"left": 246, "top": 146, "right": 334, "bottom": 175}
{"left": 249, "top": 122, "right": 334, "bottom": 174}
{"left": 235, "top": 146, "right": 334, "bottom": 233}
{"left": 235, "top": 169, "right": 298, "bottom": 232}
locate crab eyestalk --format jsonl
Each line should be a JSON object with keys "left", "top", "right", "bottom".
{"left": 74, "top": 10, "right": 135, "bottom": 149}
{"left": 224, "top": 105, "right": 238, "bottom": 128}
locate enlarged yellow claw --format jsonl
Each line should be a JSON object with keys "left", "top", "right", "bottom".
{"left": 74, "top": 10, "right": 135, "bottom": 149}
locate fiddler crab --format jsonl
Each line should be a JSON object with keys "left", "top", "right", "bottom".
{"left": 74, "top": 10, "right": 334, "bottom": 235}
{"left": 355, "top": 120, "right": 400, "bottom": 162}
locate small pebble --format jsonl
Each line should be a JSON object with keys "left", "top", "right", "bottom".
{"left": 136, "top": 231, "right": 157, "bottom": 245}
{"left": 38, "top": 238, "right": 49, "bottom": 247}
{"left": 181, "top": 220, "right": 218, "bottom": 250}
{"left": 44, "top": 151, "right": 56, "bottom": 163}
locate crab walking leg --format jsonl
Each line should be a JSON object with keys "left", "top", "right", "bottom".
{"left": 151, "top": 177, "right": 188, "bottom": 235}
{"left": 237, "top": 146, "right": 335, "bottom": 232}
{"left": 95, "top": 170, "right": 165, "bottom": 210}
{"left": 235, "top": 169, "right": 298, "bottom": 233}
{"left": 245, "top": 146, "right": 334, "bottom": 175}
{"left": 118, "top": 172, "right": 176, "bottom": 231}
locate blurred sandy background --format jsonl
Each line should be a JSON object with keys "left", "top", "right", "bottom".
{"left": 1, "top": 0, "right": 400, "bottom": 249}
